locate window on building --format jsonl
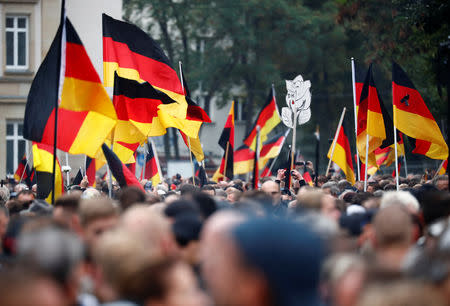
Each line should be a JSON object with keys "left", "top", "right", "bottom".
{"left": 234, "top": 98, "right": 247, "bottom": 122}
{"left": 5, "top": 15, "right": 29, "bottom": 70}
{"left": 6, "top": 121, "right": 27, "bottom": 175}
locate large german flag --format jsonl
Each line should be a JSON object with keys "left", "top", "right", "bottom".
{"left": 234, "top": 145, "right": 255, "bottom": 175}
{"left": 392, "top": 62, "right": 448, "bottom": 160}
{"left": 24, "top": 18, "right": 117, "bottom": 158}
{"left": 356, "top": 64, "right": 387, "bottom": 167}
{"left": 212, "top": 102, "right": 235, "bottom": 181}
{"left": 102, "top": 13, "right": 186, "bottom": 118}
{"left": 260, "top": 130, "right": 290, "bottom": 169}
{"left": 102, "top": 144, "right": 144, "bottom": 191}
{"left": 141, "top": 142, "right": 161, "bottom": 187}
{"left": 243, "top": 87, "right": 280, "bottom": 150}
{"left": 32, "top": 142, "right": 63, "bottom": 203}
{"left": 327, "top": 115, "right": 356, "bottom": 185}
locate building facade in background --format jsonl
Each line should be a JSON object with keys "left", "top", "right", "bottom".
{"left": 0, "top": 0, "right": 122, "bottom": 178}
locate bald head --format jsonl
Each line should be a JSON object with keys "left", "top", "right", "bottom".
{"left": 261, "top": 181, "right": 281, "bottom": 204}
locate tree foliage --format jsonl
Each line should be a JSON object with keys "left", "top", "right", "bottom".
{"left": 123, "top": 0, "right": 448, "bottom": 169}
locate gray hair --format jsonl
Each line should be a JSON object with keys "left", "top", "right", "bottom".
{"left": 17, "top": 226, "right": 84, "bottom": 283}
{"left": 380, "top": 191, "right": 420, "bottom": 213}
{"left": 0, "top": 186, "right": 10, "bottom": 203}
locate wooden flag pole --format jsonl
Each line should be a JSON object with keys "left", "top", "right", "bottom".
{"left": 434, "top": 159, "right": 446, "bottom": 179}
{"left": 223, "top": 141, "right": 230, "bottom": 181}
{"left": 326, "top": 107, "right": 347, "bottom": 176}
{"left": 351, "top": 58, "right": 361, "bottom": 181}
{"left": 150, "top": 138, "right": 163, "bottom": 185}
{"left": 108, "top": 129, "right": 115, "bottom": 198}
{"left": 187, "top": 137, "right": 196, "bottom": 186}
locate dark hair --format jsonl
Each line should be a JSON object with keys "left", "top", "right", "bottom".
{"left": 192, "top": 192, "right": 217, "bottom": 219}
{"left": 118, "top": 186, "right": 146, "bottom": 211}
{"left": 54, "top": 194, "right": 81, "bottom": 213}
{"left": 179, "top": 184, "right": 199, "bottom": 196}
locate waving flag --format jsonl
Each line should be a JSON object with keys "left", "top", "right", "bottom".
{"left": 213, "top": 102, "right": 235, "bottom": 181}
{"left": 244, "top": 87, "right": 280, "bottom": 150}
{"left": 233, "top": 145, "right": 255, "bottom": 175}
{"left": 102, "top": 13, "right": 186, "bottom": 118}
{"left": 356, "top": 64, "right": 387, "bottom": 167}
{"left": 392, "top": 62, "right": 448, "bottom": 160}
{"left": 260, "top": 130, "right": 290, "bottom": 169}
{"left": 328, "top": 115, "right": 356, "bottom": 185}
{"left": 141, "top": 142, "right": 161, "bottom": 186}
{"left": 101, "top": 144, "right": 144, "bottom": 191}
{"left": 32, "top": 143, "right": 63, "bottom": 203}
{"left": 24, "top": 18, "right": 117, "bottom": 157}
{"left": 14, "top": 154, "right": 30, "bottom": 182}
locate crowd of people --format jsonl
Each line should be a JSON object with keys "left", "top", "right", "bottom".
{"left": 0, "top": 163, "right": 449, "bottom": 306}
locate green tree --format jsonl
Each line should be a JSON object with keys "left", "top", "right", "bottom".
{"left": 123, "top": 0, "right": 355, "bottom": 170}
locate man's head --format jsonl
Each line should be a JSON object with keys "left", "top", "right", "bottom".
{"left": 296, "top": 190, "right": 340, "bottom": 222}
{"left": 261, "top": 181, "right": 281, "bottom": 205}
{"left": 373, "top": 205, "right": 413, "bottom": 250}
{"left": 433, "top": 175, "right": 449, "bottom": 191}
{"left": 201, "top": 185, "right": 216, "bottom": 196}
{"left": 17, "top": 189, "right": 35, "bottom": 207}
{"left": 203, "top": 218, "right": 325, "bottom": 306}
{"left": 117, "top": 186, "right": 146, "bottom": 211}
{"left": 53, "top": 194, "right": 81, "bottom": 231}
{"left": 78, "top": 198, "right": 119, "bottom": 247}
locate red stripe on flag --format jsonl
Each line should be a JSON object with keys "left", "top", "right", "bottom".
{"left": 65, "top": 42, "right": 102, "bottom": 83}
{"left": 103, "top": 37, "right": 183, "bottom": 95}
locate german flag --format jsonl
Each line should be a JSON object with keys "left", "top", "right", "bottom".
{"left": 111, "top": 73, "right": 179, "bottom": 163}
{"left": 438, "top": 160, "right": 448, "bottom": 175}
{"left": 126, "top": 151, "right": 137, "bottom": 177}
{"left": 303, "top": 171, "right": 314, "bottom": 186}
{"left": 261, "top": 162, "right": 273, "bottom": 177}
{"left": 141, "top": 142, "right": 161, "bottom": 186}
{"left": 392, "top": 62, "right": 448, "bottom": 160}
{"left": 233, "top": 145, "right": 255, "bottom": 175}
{"left": 24, "top": 18, "right": 116, "bottom": 158}
{"left": 101, "top": 144, "right": 144, "bottom": 191}
{"left": 327, "top": 115, "right": 356, "bottom": 185}
{"left": 14, "top": 154, "right": 29, "bottom": 182}
{"left": 356, "top": 64, "right": 387, "bottom": 167}
{"left": 85, "top": 157, "right": 96, "bottom": 187}
{"left": 374, "top": 132, "right": 405, "bottom": 168}
{"left": 73, "top": 168, "right": 83, "bottom": 186}
{"left": 195, "top": 164, "right": 208, "bottom": 187}
{"left": 178, "top": 63, "right": 211, "bottom": 162}
{"left": 32, "top": 142, "right": 63, "bottom": 203}
{"left": 102, "top": 13, "right": 187, "bottom": 117}
{"left": 243, "top": 87, "right": 280, "bottom": 150}
{"left": 260, "top": 130, "right": 290, "bottom": 169}
{"left": 212, "top": 102, "right": 235, "bottom": 181}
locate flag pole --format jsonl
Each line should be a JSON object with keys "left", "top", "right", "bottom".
{"left": 351, "top": 58, "right": 361, "bottom": 181}
{"left": 84, "top": 155, "right": 87, "bottom": 177}
{"left": 290, "top": 113, "right": 298, "bottom": 189}
{"left": 326, "top": 107, "right": 346, "bottom": 176}
{"left": 364, "top": 134, "right": 369, "bottom": 191}
{"left": 253, "top": 125, "right": 261, "bottom": 189}
{"left": 108, "top": 129, "right": 115, "bottom": 198}
{"left": 434, "top": 159, "right": 446, "bottom": 178}
{"left": 187, "top": 137, "right": 196, "bottom": 186}
{"left": 150, "top": 138, "right": 163, "bottom": 185}
{"left": 267, "top": 129, "right": 291, "bottom": 176}
{"left": 392, "top": 76, "right": 400, "bottom": 191}
{"left": 223, "top": 141, "right": 230, "bottom": 181}
{"left": 51, "top": 0, "right": 66, "bottom": 204}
